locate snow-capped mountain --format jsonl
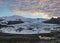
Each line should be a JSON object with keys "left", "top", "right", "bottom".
{"left": 1, "top": 15, "right": 31, "bottom": 21}
{"left": 0, "top": 15, "right": 47, "bottom": 24}
{"left": 0, "top": 15, "right": 59, "bottom": 34}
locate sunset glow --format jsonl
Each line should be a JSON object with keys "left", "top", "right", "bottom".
{"left": 0, "top": 0, "right": 60, "bottom": 18}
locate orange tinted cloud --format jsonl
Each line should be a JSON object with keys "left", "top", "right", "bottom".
{"left": 0, "top": 0, "right": 60, "bottom": 18}
{"left": 0, "top": 0, "right": 3, "bottom": 5}
{"left": 12, "top": 0, "right": 60, "bottom": 17}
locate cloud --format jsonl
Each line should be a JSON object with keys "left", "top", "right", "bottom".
{"left": 0, "top": 0, "right": 3, "bottom": 5}
{"left": 0, "top": 0, "right": 60, "bottom": 18}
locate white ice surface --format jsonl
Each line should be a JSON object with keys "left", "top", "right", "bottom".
{"left": 0, "top": 15, "right": 59, "bottom": 34}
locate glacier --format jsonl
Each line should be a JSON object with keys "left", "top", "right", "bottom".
{"left": 0, "top": 15, "right": 60, "bottom": 34}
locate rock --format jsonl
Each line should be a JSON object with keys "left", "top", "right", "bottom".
{"left": 43, "top": 17, "right": 60, "bottom": 24}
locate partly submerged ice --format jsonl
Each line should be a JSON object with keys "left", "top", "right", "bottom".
{"left": 0, "top": 22, "right": 58, "bottom": 34}
{"left": 0, "top": 15, "right": 59, "bottom": 34}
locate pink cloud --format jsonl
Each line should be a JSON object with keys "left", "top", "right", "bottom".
{"left": 0, "top": 0, "right": 60, "bottom": 18}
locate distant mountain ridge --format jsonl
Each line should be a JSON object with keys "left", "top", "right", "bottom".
{"left": 0, "top": 15, "right": 46, "bottom": 25}
{"left": 0, "top": 15, "right": 46, "bottom": 22}
{"left": 43, "top": 17, "right": 60, "bottom": 24}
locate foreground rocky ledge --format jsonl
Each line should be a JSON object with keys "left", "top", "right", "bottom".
{"left": 0, "top": 32, "right": 60, "bottom": 43}
{"left": 0, "top": 32, "right": 57, "bottom": 40}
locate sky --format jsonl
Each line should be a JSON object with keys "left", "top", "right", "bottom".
{"left": 0, "top": 0, "right": 60, "bottom": 18}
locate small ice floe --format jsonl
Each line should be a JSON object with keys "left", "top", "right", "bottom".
{"left": 39, "top": 36, "right": 55, "bottom": 40}
{"left": 0, "top": 21, "right": 8, "bottom": 25}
